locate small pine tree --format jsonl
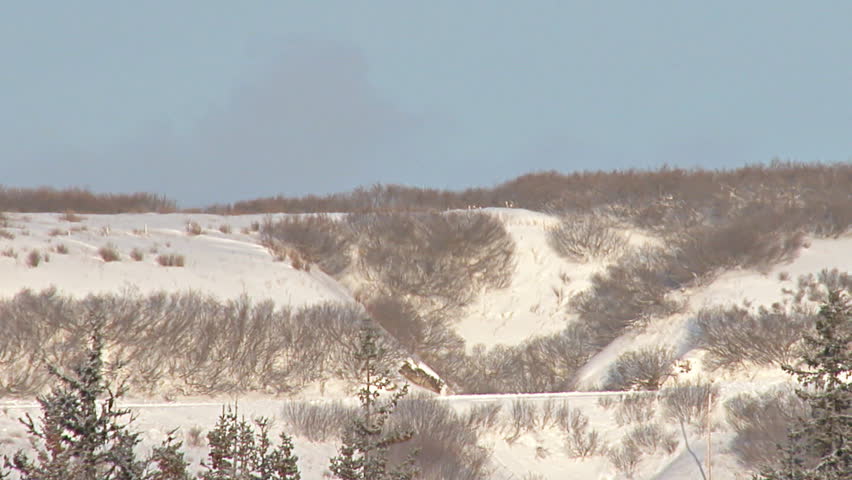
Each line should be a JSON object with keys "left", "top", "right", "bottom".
{"left": 200, "top": 405, "right": 300, "bottom": 480}
{"left": 148, "top": 431, "right": 192, "bottom": 480}
{"left": 329, "top": 327, "right": 418, "bottom": 480}
{"left": 3, "top": 319, "right": 147, "bottom": 480}
{"left": 757, "top": 288, "right": 851, "bottom": 480}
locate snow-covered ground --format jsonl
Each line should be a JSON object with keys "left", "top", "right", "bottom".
{"left": 1, "top": 210, "right": 849, "bottom": 479}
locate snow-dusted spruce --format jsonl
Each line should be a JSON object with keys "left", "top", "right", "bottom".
{"left": 757, "top": 288, "right": 851, "bottom": 480}
{"left": 2, "top": 314, "right": 148, "bottom": 480}
{"left": 200, "top": 406, "right": 300, "bottom": 480}
{"left": 329, "top": 327, "right": 418, "bottom": 480}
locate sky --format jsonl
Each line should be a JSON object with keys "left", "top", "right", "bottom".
{"left": 2, "top": 1, "right": 852, "bottom": 206}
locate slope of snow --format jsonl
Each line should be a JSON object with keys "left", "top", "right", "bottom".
{"left": 1, "top": 210, "right": 850, "bottom": 479}
{"left": 455, "top": 208, "right": 607, "bottom": 349}
{"left": 0, "top": 213, "right": 354, "bottom": 307}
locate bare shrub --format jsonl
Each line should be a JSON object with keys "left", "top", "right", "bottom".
{"left": 724, "top": 387, "right": 808, "bottom": 468}
{"left": 353, "top": 212, "right": 515, "bottom": 317}
{"left": 0, "top": 289, "right": 375, "bottom": 396}
{"left": 624, "top": 423, "right": 678, "bottom": 455}
{"left": 572, "top": 248, "right": 681, "bottom": 346}
{"left": 218, "top": 223, "right": 232, "bottom": 234}
{"left": 391, "top": 396, "right": 491, "bottom": 480}
{"left": 59, "top": 210, "right": 85, "bottom": 222}
{"left": 184, "top": 220, "right": 203, "bottom": 235}
{"left": 458, "top": 325, "right": 594, "bottom": 394}
{"left": 689, "top": 304, "right": 813, "bottom": 370}
{"left": 98, "top": 244, "right": 120, "bottom": 262}
{"left": 156, "top": 253, "right": 185, "bottom": 267}
{"left": 547, "top": 213, "right": 627, "bottom": 262}
{"left": 0, "top": 229, "right": 13, "bottom": 240}
{"left": 48, "top": 228, "right": 67, "bottom": 237}
{"left": 26, "top": 250, "right": 41, "bottom": 268}
{"left": 54, "top": 243, "right": 69, "bottom": 254}
{"left": 503, "top": 399, "right": 539, "bottom": 442}
{"left": 614, "top": 393, "right": 658, "bottom": 426}
{"left": 1, "top": 248, "right": 16, "bottom": 259}
{"left": 559, "top": 406, "right": 606, "bottom": 458}
{"left": 464, "top": 403, "right": 503, "bottom": 434}
{"left": 366, "top": 296, "right": 428, "bottom": 354}
{"left": 130, "top": 248, "right": 144, "bottom": 261}
{"left": 261, "top": 214, "right": 352, "bottom": 276}
{"left": 0, "top": 187, "right": 175, "bottom": 213}
{"left": 281, "top": 400, "right": 357, "bottom": 442}
{"left": 608, "top": 442, "right": 642, "bottom": 478}
{"left": 661, "top": 378, "right": 719, "bottom": 430}
{"left": 186, "top": 426, "right": 205, "bottom": 447}
{"left": 604, "top": 346, "right": 677, "bottom": 391}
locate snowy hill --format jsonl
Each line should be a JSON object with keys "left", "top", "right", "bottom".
{"left": 0, "top": 207, "right": 850, "bottom": 479}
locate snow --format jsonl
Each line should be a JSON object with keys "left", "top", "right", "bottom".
{"left": 1, "top": 209, "right": 849, "bottom": 479}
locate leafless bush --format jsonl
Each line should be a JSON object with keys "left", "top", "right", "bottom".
{"left": 261, "top": 214, "right": 352, "bottom": 276}
{"left": 689, "top": 304, "right": 813, "bottom": 370}
{"left": 130, "top": 248, "right": 144, "bottom": 261}
{"left": 0, "top": 289, "right": 379, "bottom": 396}
{"left": 0, "top": 229, "right": 13, "bottom": 240}
{"left": 559, "top": 406, "right": 606, "bottom": 458}
{"left": 186, "top": 426, "right": 205, "bottom": 447}
{"left": 457, "top": 325, "right": 595, "bottom": 394}
{"left": 59, "top": 210, "right": 85, "bottom": 222}
{"left": 608, "top": 442, "right": 642, "bottom": 478}
{"left": 614, "top": 393, "right": 658, "bottom": 426}
{"left": 0, "top": 186, "right": 175, "bottom": 213}
{"left": 185, "top": 220, "right": 203, "bottom": 235}
{"left": 604, "top": 346, "right": 677, "bottom": 391}
{"left": 26, "top": 250, "right": 41, "bottom": 268}
{"left": 156, "top": 253, "right": 185, "bottom": 267}
{"left": 98, "top": 244, "right": 120, "bottom": 262}
{"left": 572, "top": 248, "right": 681, "bottom": 346}
{"left": 661, "top": 378, "right": 719, "bottom": 430}
{"left": 464, "top": 403, "right": 503, "bottom": 434}
{"left": 503, "top": 399, "right": 539, "bottom": 442}
{"left": 1, "top": 248, "right": 16, "bottom": 259}
{"left": 390, "top": 396, "right": 491, "bottom": 480}
{"left": 280, "top": 400, "right": 357, "bottom": 442}
{"left": 623, "top": 423, "right": 678, "bottom": 455}
{"left": 54, "top": 243, "right": 69, "bottom": 254}
{"left": 218, "top": 223, "right": 232, "bottom": 234}
{"left": 354, "top": 211, "right": 515, "bottom": 316}
{"left": 793, "top": 268, "right": 852, "bottom": 304}
{"left": 724, "top": 387, "right": 808, "bottom": 468}
{"left": 547, "top": 214, "right": 628, "bottom": 262}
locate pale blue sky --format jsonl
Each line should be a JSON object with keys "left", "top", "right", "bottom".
{"left": 2, "top": 1, "right": 851, "bottom": 206}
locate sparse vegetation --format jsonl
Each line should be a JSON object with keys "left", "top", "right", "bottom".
{"left": 603, "top": 346, "right": 677, "bottom": 391}
{"left": 547, "top": 213, "right": 628, "bottom": 262}
{"left": 185, "top": 220, "right": 203, "bottom": 236}
{"left": 26, "top": 250, "right": 41, "bottom": 268}
{"left": 54, "top": 243, "right": 69, "bottom": 254}
{"left": 157, "top": 253, "right": 185, "bottom": 267}
{"left": 130, "top": 248, "right": 144, "bottom": 261}
{"left": 98, "top": 243, "right": 120, "bottom": 262}
{"left": 660, "top": 378, "right": 719, "bottom": 430}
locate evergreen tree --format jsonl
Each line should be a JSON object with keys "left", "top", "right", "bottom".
{"left": 329, "top": 327, "right": 418, "bottom": 480}
{"left": 3, "top": 318, "right": 147, "bottom": 480}
{"left": 758, "top": 288, "right": 851, "bottom": 480}
{"left": 148, "top": 431, "right": 192, "bottom": 480}
{"left": 201, "top": 405, "right": 300, "bottom": 480}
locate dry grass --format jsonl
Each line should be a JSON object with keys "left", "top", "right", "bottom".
{"left": 185, "top": 220, "right": 203, "bottom": 236}
{"left": 59, "top": 211, "right": 86, "bottom": 222}
{"left": 26, "top": 250, "right": 41, "bottom": 268}
{"left": 130, "top": 248, "right": 145, "bottom": 261}
{"left": 156, "top": 253, "right": 185, "bottom": 267}
{"left": 218, "top": 224, "right": 232, "bottom": 234}
{"left": 0, "top": 229, "right": 14, "bottom": 240}
{"left": 1, "top": 248, "right": 16, "bottom": 259}
{"left": 98, "top": 244, "right": 120, "bottom": 262}
{"left": 54, "top": 244, "right": 69, "bottom": 255}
